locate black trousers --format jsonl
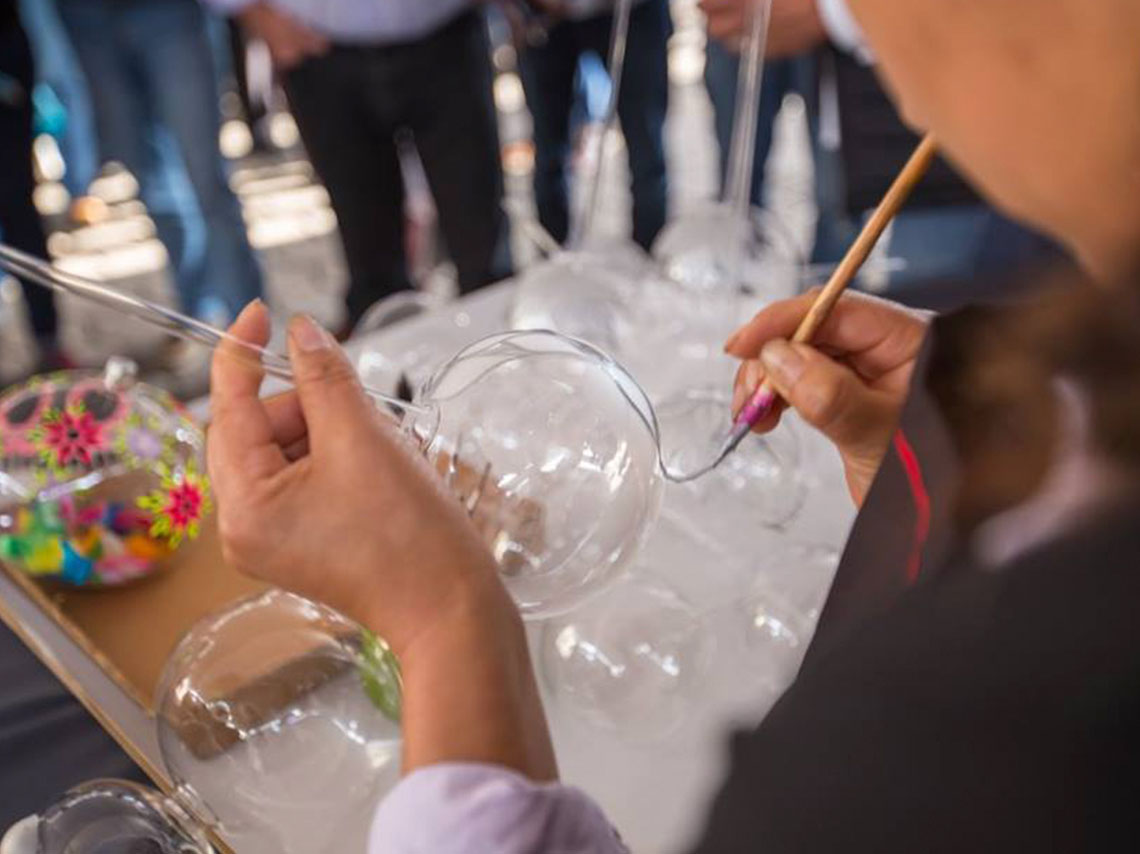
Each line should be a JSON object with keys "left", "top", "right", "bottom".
{"left": 283, "top": 10, "right": 511, "bottom": 326}
{"left": 0, "top": 21, "right": 57, "bottom": 343}
{"left": 518, "top": 0, "right": 671, "bottom": 251}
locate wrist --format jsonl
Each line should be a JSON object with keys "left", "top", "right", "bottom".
{"left": 393, "top": 577, "right": 557, "bottom": 780}
{"left": 237, "top": 1, "right": 275, "bottom": 31}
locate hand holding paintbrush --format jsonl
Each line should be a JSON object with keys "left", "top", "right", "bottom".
{"left": 718, "top": 134, "right": 940, "bottom": 501}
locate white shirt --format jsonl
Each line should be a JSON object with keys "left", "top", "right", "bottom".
{"left": 817, "top": 0, "right": 872, "bottom": 62}
{"left": 204, "top": 0, "right": 471, "bottom": 45}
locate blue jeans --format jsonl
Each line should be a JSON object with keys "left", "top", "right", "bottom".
{"left": 20, "top": 0, "right": 99, "bottom": 196}
{"left": 704, "top": 44, "right": 805, "bottom": 207}
{"left": 57, "top": 0, "right": 262, "bottom": 320}
{"left": 519, "top": 0, "right": 671, "bottom": 250}
{"left": 704, "top": 44, "right": 843, "bottom": 259}
{"left": 704, "top": 44, "right": 1057, "bottom": 295}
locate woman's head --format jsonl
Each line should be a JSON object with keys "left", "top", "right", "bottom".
{"left": 930, "top": 268, "right": 1140, "bottom": 531}
{"left": 849, "top": 0, "right": 1140, "bottom": 277}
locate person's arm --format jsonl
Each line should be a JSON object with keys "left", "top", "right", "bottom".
{"left": 209, "top": 303, "right": 555, "bottom": 780}
{"left": 200, "top": 0, "right": 329, "bottom": 69}
{"left": 208, "top": 304, "right": 625, "bottom": 852}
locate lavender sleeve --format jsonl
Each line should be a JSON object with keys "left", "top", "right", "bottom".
{"left": 369, "top": 764, "right": 628, "bottom": 854}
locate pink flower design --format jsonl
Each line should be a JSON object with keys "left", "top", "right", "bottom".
{"left": 138, "top": 462, "right": 211, "bottom": 547}
{"left": 163, "top": 481, "right": 205, "bottom": 533}
{"left": 36, "top": 406, "right": 105, "bottom": 470}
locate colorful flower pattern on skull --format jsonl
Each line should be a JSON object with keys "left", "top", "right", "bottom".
{"left": 30, "top": 403, "right": 107, "bottom": 474}
{"left": 138, "top": 461, "right": 212, "bottom": 547}
{"left": 1, "top": 368, "right": 211, "bottom": 586}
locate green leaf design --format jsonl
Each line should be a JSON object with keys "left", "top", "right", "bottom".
{"left": 359, "top": 628, "right": 403, "bottom": 724}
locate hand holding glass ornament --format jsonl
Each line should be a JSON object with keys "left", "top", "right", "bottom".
{"left": 207, "top": 303, "right": 508, "bottom": 656}
{"left": 207, "top": 302, "right": 558, "bottom": 783}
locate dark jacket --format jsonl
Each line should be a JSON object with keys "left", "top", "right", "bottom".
{"left": 690, "top": 316, "right": 1140, "bottom": 853}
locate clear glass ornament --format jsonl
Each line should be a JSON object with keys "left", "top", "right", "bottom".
{"left": 407, "top": 330, "right": 664, "bottom": 618}
{"left": 656, "top": 386, "right": 806, "bottom": 531}
{"left": 652, "top": 203, "right": 801, "bottom": 300}
{"left": 540, "top": 579, "right": 713, "bottom": 741}
{"left": 354, "top": 291, "right": 480, "bottom": 399}
{"left": 32, "top": 779, "right": 212, "bottom": 854}
{"left": 155, "top": 590, "right": 402, "bottom": 854}
{"left": 737, "top": 542, "right": 841, "bottom": 692}
{"left": 508, "top": 252, "right": 640, "bottom": 357}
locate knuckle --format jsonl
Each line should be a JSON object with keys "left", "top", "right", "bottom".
{"left": 217, "top": 509, "right": 258, "bottom": 568}
{"left": 798, "top": 367, "right": 851, "bottom": 431}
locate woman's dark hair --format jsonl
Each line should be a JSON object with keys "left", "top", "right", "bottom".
{"left": 928, "top": 267, "right": 1140, "bottom": 530}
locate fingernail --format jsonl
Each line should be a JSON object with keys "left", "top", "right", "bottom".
{"left": 759, "top": 339, "right": 805, "bottom": 388}
{"left": 289, "top": 314, "right": 332, "bottom": 352}
{"left": 236, "top": 298, "right": 264, "bottom": 320}
{"left": 723, "top": 329, "right": 742, "bottom": 353}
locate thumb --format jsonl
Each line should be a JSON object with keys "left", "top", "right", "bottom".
{"left": 759, "top": 339, "right": 895, "bottom": 452}
{"left": 286, "top": 314, "right": 375, "bottom": 449}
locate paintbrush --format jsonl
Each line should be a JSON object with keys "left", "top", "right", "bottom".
{"left": 717, "top": 133, "right": 940, "bottom": 464}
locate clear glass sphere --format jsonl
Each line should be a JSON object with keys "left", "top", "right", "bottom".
{"left": 652, "top": 204, "right": 801, "bottom": 300}
{"left": 0, "top": 358, "right": 209, "bottom": 587}
{"left": 408, "top": 330, "right": 664, "bottom": 619}
{"left": 739, "top": 577, "right": 809, "bottom": 692}
{"left": 737, "top": 542, "right": 841, "bottom": 693}
{"left": 354, "top": 292, "right": 480, "bottom": 399}
{"left": 155, "top": 590, "right": 402, "bottom": 854}
{"left": 656, "top": 387, "right": 806, "bottom": 529}
{"left": 33, "top": 779, "right": 211, "bottom": 854}
{"left": 509, "top": 252, "right": 639, "bottom": 356}
{"left": 753, "top": 541, "right": 841, "bottom": 629}
{"left": 540, "top": 579, "right": 713, "bottom": 741}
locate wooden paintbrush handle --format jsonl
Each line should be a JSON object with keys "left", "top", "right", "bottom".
{"left": 792, "top": 133, "right": 939, "bottom": 345}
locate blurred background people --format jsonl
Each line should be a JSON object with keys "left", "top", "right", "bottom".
{"left": 518, "top": 0, "right": 672, "bottom": 250}
{"left": 215, "top": 0, "right": 511, "bottom": 335}
{"left": 54, "top": 0, "right": 264, "bottom": 340}
{"left": 701, "top": 0, "right": 1061, "bottom": 307}
{"left": 17, "top": 0, "right": 99, "bottom": 216}
{"left": 224, "top": 18, "right": 276, "bottom": 155}
{"left": 0, "top": 2, "right": 66, "bottom": 370}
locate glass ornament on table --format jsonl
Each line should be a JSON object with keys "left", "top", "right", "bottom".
{"left": 15, "top": 778, "right": 213, "bottom": 854}
{"left": 0, "top": 244, "right": 777, "bottom": 620}
{"left": 622, "top": 205, "right": 802, "bottom": 399}
{"left": 507, "top": 0, "right": 649, "bottom": 358}
{"left": 351, "top": 289, "right": 483, "bottom": 401}
{"left": 655, "top": 385, "right": 807, "bottom": 537}
{"left": 404, "top": 330, "right": 665, "bottom": 619}
{"left": 651, "top": 0, "right": 796, "bottom": 303}
{"left": 652, "top": 202, "right": 804, "bottom": 302}
{"left": 508, "top": 248, "right": 644, "bottom": 357}
{"left": 0, "top": 356, "right": 210, "bottom": 588}
{"left": 734, "top": 541, "right": 841, "bottom": 695}
{"left": 539, "top": 576, "right": 713, "bottom": 742}
{"left": 155, "top": 589, "right": 403, "bottom": 854}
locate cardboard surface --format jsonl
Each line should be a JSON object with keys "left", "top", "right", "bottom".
{"left": 9, "top": 518, "right": 265, "bottom": 712}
